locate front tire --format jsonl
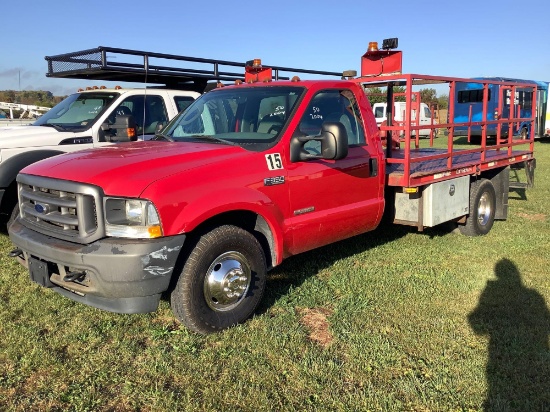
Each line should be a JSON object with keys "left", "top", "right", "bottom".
{"left": 171, "top": 225, "right": 267, "bottom": 334}
{"left": 459, "top": 178, "right": 496, "bottom": 236}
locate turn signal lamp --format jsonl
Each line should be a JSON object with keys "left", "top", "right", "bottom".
{"left": 404, "top": 187, "right": 418, "bottom": 194}
{"left": 127, "top": 127, "right": 137, "bottom": 140}
{"left": 148, "top": 225, "right": 163, "bottom": 238}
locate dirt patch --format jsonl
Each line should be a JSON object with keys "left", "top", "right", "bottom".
{"left": 517, "top": 212, "right": 547, "bottom": 222}
{"left": 298, "top": 307, "right": 334, "bottom": 348}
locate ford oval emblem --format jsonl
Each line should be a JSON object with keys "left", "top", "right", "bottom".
{"left": 35, "top": 203, "right": 46, "bottom": 214}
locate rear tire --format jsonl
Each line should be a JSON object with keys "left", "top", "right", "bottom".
{"left": 171, "top": 225, "right": 266, "bottom": 334}
{"left": 459, "top": 179, "right": 496, "bottom": 236}
{"left": 520, "top": 127, "right": 528, "bottom": 140}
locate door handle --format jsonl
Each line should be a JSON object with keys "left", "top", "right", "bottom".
{"left": 369, "top": 158, "right": 378, "bottom": 177}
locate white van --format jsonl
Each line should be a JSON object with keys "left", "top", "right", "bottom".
{"left": 372, "top": 101, "right": 437, "bottom": 137}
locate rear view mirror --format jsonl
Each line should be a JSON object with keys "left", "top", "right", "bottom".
{"left": 290, "top": 122, "right": 349, "bottom": 162}
{"left": 320, "top": 122, "right": 348, "bottom": 160}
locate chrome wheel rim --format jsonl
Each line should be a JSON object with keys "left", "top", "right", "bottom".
{"left": 204, "top": 251, "right": 251, "bottom": 312}
{"left": 477, "top": 192, "right": 492, "bottom": 226}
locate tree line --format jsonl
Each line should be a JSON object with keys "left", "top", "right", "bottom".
{"left": 366, "top": 86, "right": 449, "bottom": 109}
{"left": 0, "top": 90, "right": 65, "bottom": 107}
{"left": 1, "top": 87, "right": 449, "bottom": 114}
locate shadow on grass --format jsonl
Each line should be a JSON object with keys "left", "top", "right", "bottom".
{"left": 468, "top": 258, "right": 550, "bottom": 411}
{"left": 508, "top": 188, "right": 528, "bottom": 201}
{"left": 257, "top": 221, "right": 412, "bottom": 315}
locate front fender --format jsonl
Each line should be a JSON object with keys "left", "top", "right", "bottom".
{"left": 148, "top": 186, "right": 287, "bottom": 266}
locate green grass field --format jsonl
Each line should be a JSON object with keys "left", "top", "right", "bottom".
{"left": 1, "top": 140, "right": 549, "bottom": 411}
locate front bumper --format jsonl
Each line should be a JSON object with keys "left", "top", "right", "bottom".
{"left": 9, "top": 218, "right": 186, "bottom": 314}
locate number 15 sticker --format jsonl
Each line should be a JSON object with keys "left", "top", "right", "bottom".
{"left": 265, "top": 153, "right": 283, "bottom": 170}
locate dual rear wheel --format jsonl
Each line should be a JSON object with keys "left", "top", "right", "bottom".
{"left": 459, "top": 178, "right": 496, "bottom": 236}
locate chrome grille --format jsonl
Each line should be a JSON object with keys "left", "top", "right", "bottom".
{"left": 17, "top": 175, "right": 104, "bottom": 244}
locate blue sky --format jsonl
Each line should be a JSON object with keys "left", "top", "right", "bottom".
{"left": 1, "top": 0, "right": 548, "bottom": 96}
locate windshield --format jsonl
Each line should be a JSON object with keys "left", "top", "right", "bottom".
{"left": 163, "top": 86, "right": 304, "bottom": 150}
{"left": 34, "top": 92, "right": 120, "bottom": 132}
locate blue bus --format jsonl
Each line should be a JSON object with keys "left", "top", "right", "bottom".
{"left": 452, "top": 78, "right": 548, "bottom": 141}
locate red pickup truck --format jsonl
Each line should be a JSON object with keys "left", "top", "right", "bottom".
{"left": 8, "top": 49, "right": 536, "bottom": 334}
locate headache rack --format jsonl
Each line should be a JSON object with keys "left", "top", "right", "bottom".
{"left": 358, "top": 74, "right": 537, "bottom": 188}
{"left": 45, "top": 46, "right": 342, "bottom": 92}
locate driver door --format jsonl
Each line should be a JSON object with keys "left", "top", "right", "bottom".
{"left": 286, "top": 88, "right": 384, "bottom": 255}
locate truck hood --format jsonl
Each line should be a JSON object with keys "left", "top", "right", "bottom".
{"left": 21, "top": 141, "right": 249, "bottom": 197}
{"left": 0, "top": 125, "right": 69, "bottom": 149}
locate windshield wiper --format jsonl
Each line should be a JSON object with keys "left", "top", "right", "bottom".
{"left": 153, "top": 133, "right": 173, "bottom": 142}
{"left": 40, "top": 123, "right": 68, "bottom": 131}
{"left": 189, "top": 135, "right": 237, "bottom": 146}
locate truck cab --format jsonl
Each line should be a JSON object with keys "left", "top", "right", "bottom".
{"left": 0, "top": 87, "right": 199, "bottom": 224}
{"left": 8, "top": 79, "right": 385, "bottom": 333}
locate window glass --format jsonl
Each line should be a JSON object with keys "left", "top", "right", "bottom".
{"left": 522, "top": 91, "right": 532, "bottom": 109}
{"left": 296, "top": 89, "right": 366, "bottom": 155}
{"left": 374, "top": 106, "right": 385, "bottom": 118}
{"left": 174, "top": 96, "right": 195, "bottom": 113}
{"left": 458, "top": 88, "right": 491, "bottom": 103}
{"left": 33, "top": 92, "right": 119, "bottom": 131}
{"left": 424, "top": 106, "right": 432, "bottom": 118}
{"left": 164, "top": 86, "right": 304, "bottom": 151}
{"left": 109, "top": 95, "right": 168, "bottom": 135}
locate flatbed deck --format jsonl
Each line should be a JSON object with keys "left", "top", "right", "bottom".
{"left": 386, "top": 146, "right": 534, "bottom": 187}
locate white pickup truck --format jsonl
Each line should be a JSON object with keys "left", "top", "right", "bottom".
{"left": 0, "top": 87, "right": 199, "bottom": 225}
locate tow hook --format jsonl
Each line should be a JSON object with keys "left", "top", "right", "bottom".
{"left": 63, "top": 271, "right": 86, "bottom": 283}
{"left": 8, "top": 248, "right": 23, "bottom": 258}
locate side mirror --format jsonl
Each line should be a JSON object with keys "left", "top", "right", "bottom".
{"left": 109, "top": 115, "right": 138, "bottom": 142}
{"left": 290, "top": 122, "right": 349, "bottom": 162}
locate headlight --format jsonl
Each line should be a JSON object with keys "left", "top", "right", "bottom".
{"left": 104, "top": 198, "right": 162, "bottom": 239}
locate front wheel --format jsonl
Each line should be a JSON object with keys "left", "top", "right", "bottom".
{"left": 459, "top": 178, "right": 496, "bottom": 236}
{"left": 171, "top": 225, "right": 267, "bottom": 334}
